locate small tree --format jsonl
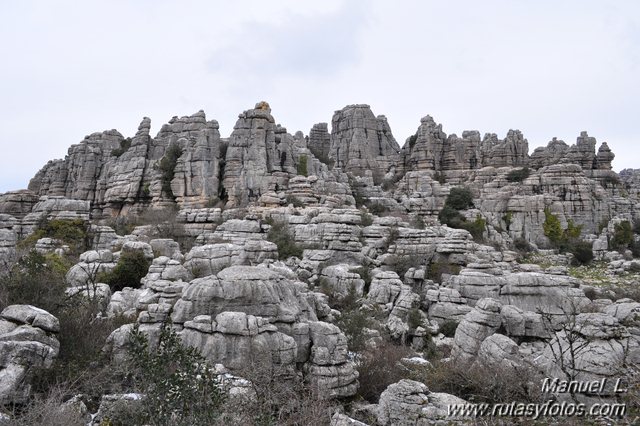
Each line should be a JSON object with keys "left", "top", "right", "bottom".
{"left": 128, "top": 323, "right": 226, "bottom": 425}
{"left": 543, "top": 208, "right": 563, "bottom": 247}
{"left": 297, "top": 155, "right": 308, "bottom": 177}
{"left": 266, "top": 220, "right": 303, "bottom": 260}
{"left": 101, "top": 251, "right": 150, "bottom": 292}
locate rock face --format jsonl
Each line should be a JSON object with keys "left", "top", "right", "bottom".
{"left": 329, "top": 104, "right": 400, "bottom": 181}
{"left": 222, "top": 102, "right": 297, "bottom": 207}
{"left": 0, "top": 305, "right": 60, "bottom": 405}
{"left": 375, "top": 379, "right": 468, "bottom": 425}
{"left": 401, "top": 115, "right": 528, "bottom": 173}
{"left": 530, "top": 133, "right": 614, "bottom": 171}
{"left": 28, "top": 112, "right": 224, "bottom": 214}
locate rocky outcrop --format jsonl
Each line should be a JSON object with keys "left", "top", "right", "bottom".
{"left": 0, "top": 305, "right": 60, "bottom": 405}
{"left": 375, "top": 379, "right": 468, "bottom": 425}
{"left": 451, "top": 298, "right": 502, "bottom": 360}
{"left": 329, "top": 104, "right": 400, "bottom": 182}
{"left": 222, "top": 102, "right": 297, "bottom": 207}
{"left": 0, "top": 215, "right": 17, "bottom": 274}
{"left": 402, "top": 115, "right": 528, "bottom": 173}
{"left": 530, "top": 132, "right": 614, "bottom": 171}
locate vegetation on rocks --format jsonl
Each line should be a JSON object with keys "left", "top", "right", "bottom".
{"left": 99, "top": 251, "right": 150, "bottom": 292}
{"left": 266, "top": 219, "right": 303, "bottom": 260}
{"left": 158, "top": 143, "right": 183, "bottom": 200}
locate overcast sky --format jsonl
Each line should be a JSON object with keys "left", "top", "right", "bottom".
{"left": 1, "top": 0, "right": 639, "bottom": 193}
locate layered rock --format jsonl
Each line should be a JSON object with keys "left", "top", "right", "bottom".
{"left": 329, "top": 104, "right": 400, "bottom": 182}
{"left": 222, "top": 102, "right": 296, "bottom": 207}
{"left": 530, "top": 132, "right": 614, "bottom": 171}
{"left": 375, "top": 379, "right": 468, "bottom": 425}
{"left": 401, "top": 115, "right": 528, "bottom": 173}
{"left": 0, "top": 305, "right": 60, "bottom": 405}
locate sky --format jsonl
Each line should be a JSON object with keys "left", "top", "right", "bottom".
{"left": 1, "top": 0, "right": 639, "bottom": 193}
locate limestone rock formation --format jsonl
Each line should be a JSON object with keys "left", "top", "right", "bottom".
{"left": 329, "top": 104, "right": 400, "bottom": 182}
{"left": 0, "top": 305, "right": 60, "bottom": 405}
{"left": 375, "top": 379, "right": 468, "bottom": 425}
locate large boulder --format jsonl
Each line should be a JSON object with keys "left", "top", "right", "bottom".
{"left": 0, "top": 305, "right": 60, "bottom": 405}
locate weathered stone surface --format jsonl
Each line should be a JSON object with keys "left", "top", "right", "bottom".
{"left": 182, "top": 312, "right": 297, "bottom": 371}
{"left": 376, "top": 379, "right": 468, "bottom": 425}
{"left": 171, "top": 265, "right": 317, "bottom": 326}
{"left": 0, "top": 305, "right": 60, "bottom": 405}
{"left": 0, "top": 190, "right": 38, "bottom": 220}
{"left": 66, "top": 249, "right": 117, "bottom": 287}
{"left": 329, "top": 104, "right": 400, "bottom": 181}
{"left": 0, "top": 215, "right": 17, "bottom": 274}
{"left": 222, "top": 102, "right": 297, "bottom": 207}
{"left": 451, "top": 298, "right": 502, "bottom": 360}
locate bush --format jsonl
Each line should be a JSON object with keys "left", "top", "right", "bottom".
{"left": 438, "top": 205, "right": 464, "bottom": 228}
{"left": 17, "top": 219, "right": 89, "bottom": 256}
{"left": 611, "top": 220, "right": 634, "bottom": 251}
{"left": 427, "top": 260, "right": 460, "bottom": 284}
{"left": 266, "top": 220, "right": 303, "bottom": 260}
{"left": 356, "top": 340, "right": 413, "bottom": 403}
{"left": 0, "top": 250, "right": 69, "bottom": 314}
{"left": 285, "top": 195, "right": 304, "bottom": 208}
{"left": 296, "top": 154, "right": 308, "bottom": 177}
{"left": 360, "top": 212, "right": 373, "bottom": 227}
{"left": 445, "top": 187, "right": 474, "bottom": 210}
{"left": 506, "top": 167, "right": 531, "bottom": 183}
{"left": 158, "top": 143, "right": 183, "bottom": 200}
{"left": 410, "top": 215, "right": 426, "bottom": 230}
{"left": 543, "top": 208, "right": 563, "bottom": 247}
{"left": 513, "top": 237, "right": 533, "bottom": 254}
{"left": 386, "top": 254, "right": 424, "bottom": 278}
{"left": 414, "top": 359, "right": 544, "bottom": 405}
{"left": 354, "top": 266, "right": 372, "bottom": 294}
{"left": 111, "top": 138, "right": 132, "bottom": 158}
{"left": 335, "top": 307, "right": 375, "bottom": 353}
{"left": 100, "top": 251, "right": 150, "bottom": 292}
{"left": 459, "top": 215, "right": 486, "bottom": 241}
{"left": 367, "top": 202, "right": 390, "bottom": 216}
{"left": 407, "top": 134, "right": 418, "bottom": 149}
{"left": 570, "top": 240, "right": 594, "bottom": 265}
{"left": 439, "top": 319, "right": 459, "bottom": 337}
{"left": 128, "top": 323, "right": 226, "bottom": 425}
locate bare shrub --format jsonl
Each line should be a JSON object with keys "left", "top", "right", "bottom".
{"left": 356, "top": 340, "right": 413, "bottom": 403}
{"left": 226, "top": 360, "right": 336, "bottom": 426}
{"left": 414, "top": 359, "right": 544, "bottom": 404}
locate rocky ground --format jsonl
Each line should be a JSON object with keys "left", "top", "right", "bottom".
{"left": 0, "top": 102, "right": 639, "bottom": 425}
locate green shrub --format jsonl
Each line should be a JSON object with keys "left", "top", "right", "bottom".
{"left": 360, "top": 212, "right": 374, "bottom": 227}
{"left": 513, "top": 237, "right": 533, "bottom": 253}
{"left": 502, "top": 211, "right": 513, "bottom": 231}
{"left": 410, "top": 215, "right": 426, "bottom": 230}
{"left": 386, "top": 254, "right": 423, "bottom": 278}
{"left": 100, "top": 251, "right": 150, "bottom": 292}
{"left": 354, "top": 266, "right": 372, "bottom": 294}
{"left": 407, "top": 134, "right": 418, "bottom": 149}
{"left": 407, "top": 307, "right": 423, "bottom": 330}
{"left": 297, "top": 154, "right": 308, "bottom": 177}
{"left": 460, "top": 215, "right": 486, "bottom": 241}
{"left": 506, "top": 167, "right": 531, "bottom": 183}
{"left": 427, "top": 260, "right": 461, "bottom": 284}
{"left": 438, "top": 205, "right": 464, "bottom": 228}
{"left": 128, "top": 323, "right": 226, "bottom": 425}
{"left": 335, "top": 307, "right": 374, "bottom": 353}
{"left": 446, "top": 187, "right": 474, "bottom": 210}
{"left": 439, "top": 319, "right": 459, "bottom": 337}
{"left": 0, "top": 251, "right": 68, "bottom": 313}
{"left": 266, "top": 220, "right": 303, "bottom": 260}
{"left": 571, "top": 241, "right": 593, "bottom": 265}
{"left": 433, "top": 172, "right": 446, "bottom": 184}
{"left": 111, "top": 138, "right": 132, "bottom": 157}
{"left": 543, "top": 208, "right": 563, "bottom": 247}
{"left": 601, "top": 174, "right": 620, "bottom": 189}
{"left": 611, "top": 220, "right": 634, "bottom": 251}
{"left": 17, "top": 219, "right": 89, "bottom": 255}
{"left": 158, "top": 143, "right": 183, "bottom": 199}
{"left": 367, "top": 202, "right": 390, "bottom": 216}
{"left": 285, "top": 195, "right": 304, "bottom": 208}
